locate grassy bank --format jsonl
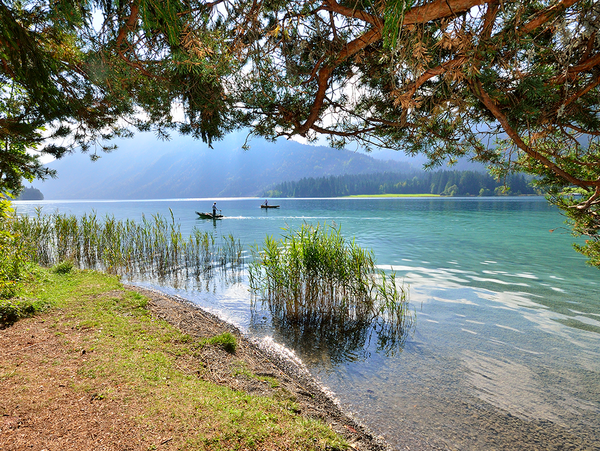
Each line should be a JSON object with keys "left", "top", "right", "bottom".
{"left": 0, "top": 266, "right": 348, "bottom": 450}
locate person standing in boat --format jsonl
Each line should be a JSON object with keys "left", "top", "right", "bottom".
{"left": 212, "top": 202, "right": 218, "bottom": 217}
{"left": 264, "top": 199, "right": 268, "bottom": 206}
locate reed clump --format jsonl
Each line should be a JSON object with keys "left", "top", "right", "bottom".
{"left": 9, "top": 208, "right": 243, "bottom": 281}
{"left": 249, "top": 223, "right": 412, "bottom": 356}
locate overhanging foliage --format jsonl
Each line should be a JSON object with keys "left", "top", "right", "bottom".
{"left": 1, "top": 0, "right": 599, "bottom": 265}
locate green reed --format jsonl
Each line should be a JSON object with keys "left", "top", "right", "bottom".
{"left": 10, "top": 209, "right": 243, "bottom": 280}
{"left": 249, "top": 223, "right": 412, "bottom": 353}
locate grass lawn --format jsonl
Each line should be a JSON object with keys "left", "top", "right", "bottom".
{"left": 0, "top": 266, "right": 348, "bottom": 450}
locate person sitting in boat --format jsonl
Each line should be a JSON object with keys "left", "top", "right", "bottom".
{"left": 212, "top": 202, "right": 217, "bottom": 217}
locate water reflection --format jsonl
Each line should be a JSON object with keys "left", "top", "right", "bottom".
{"left": 141, "top": 266, "right": 245, "bottom": 293}
{"left": 249, "top": 300, "right": 414, "bottom": 365}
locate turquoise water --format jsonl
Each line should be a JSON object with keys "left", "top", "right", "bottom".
{"left": 13, "top": 197, "right": 600, "bottom": 450}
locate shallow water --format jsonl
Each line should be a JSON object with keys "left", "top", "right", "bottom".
{"left": 14, "top": 197, "right": 600, "bottom": 450}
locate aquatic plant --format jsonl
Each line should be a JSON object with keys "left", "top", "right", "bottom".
{"left": 249, "top": 223, "right": 413, "bottom": 357}
{"left": 9, "top": 209, "right": 244, "bottom": 282}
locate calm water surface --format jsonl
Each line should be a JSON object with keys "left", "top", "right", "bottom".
{"left": 14, "top": 197, "right": 600, "bottom": 450}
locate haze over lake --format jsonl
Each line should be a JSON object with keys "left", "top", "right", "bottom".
{"left": 14, "top": 196, "right": 599, "bottom": 450}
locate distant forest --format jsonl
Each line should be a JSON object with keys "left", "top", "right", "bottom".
{"left": 263, "top": 171, "right": 538, "bottom": 198}
{"left": 15, "top": 187, "right": 44, "bottom": 200}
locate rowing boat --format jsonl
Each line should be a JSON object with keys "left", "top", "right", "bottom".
{"left": 196, "top": 211, "right": 223, "bottom": 219}
{"left": 260, "top": 205, "right": 280, "bottom": 209}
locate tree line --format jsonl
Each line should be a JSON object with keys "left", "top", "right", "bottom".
{"left": 263, "top": 171, "right": 537, "bottom": 198}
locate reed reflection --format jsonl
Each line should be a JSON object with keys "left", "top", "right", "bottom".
{"left": 251, "top": 304, "right": 413, "bottom": 364}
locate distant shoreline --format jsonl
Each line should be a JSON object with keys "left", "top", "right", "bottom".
{"left": 340, "top": 193, "right": 546, "bottom": 199}
{"left": 12, "top": 194, "right": 550, "bottom": 202}
{"left": 342, "top": 193, "right": 441, "bottom": 198}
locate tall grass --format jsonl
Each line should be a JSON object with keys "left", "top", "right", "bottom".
{"left": 249, "top": 223, "right": 413, "bottom": 357}
{"left": 0, "top": 199, "right": 30, "bottom": 298}
{"left": 9, "top": 208, "right": 243, "bottom": 281}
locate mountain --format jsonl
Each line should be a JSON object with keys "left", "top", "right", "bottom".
{"left": 38, "top": 133, "right": 418, "bottom": 199}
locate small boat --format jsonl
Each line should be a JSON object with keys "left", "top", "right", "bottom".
{"left": 196, "top": 211, "right": 223, "bottom": 219}
{"left": 260, "top": 205, "right": 280, "bottom": 209}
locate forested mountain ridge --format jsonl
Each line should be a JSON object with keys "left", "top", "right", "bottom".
{"left": 15, "top": 187, "right": 44, "bottom": 200}
{"left": 263, "top": 171, "right": 537, "bottom": 198}
{"left": 37, "top": 134, "right": 417, "bottom": 199}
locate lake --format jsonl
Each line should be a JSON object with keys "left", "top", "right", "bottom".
{"left": 13, "top": 197, "right": 600, "bottom": 450}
